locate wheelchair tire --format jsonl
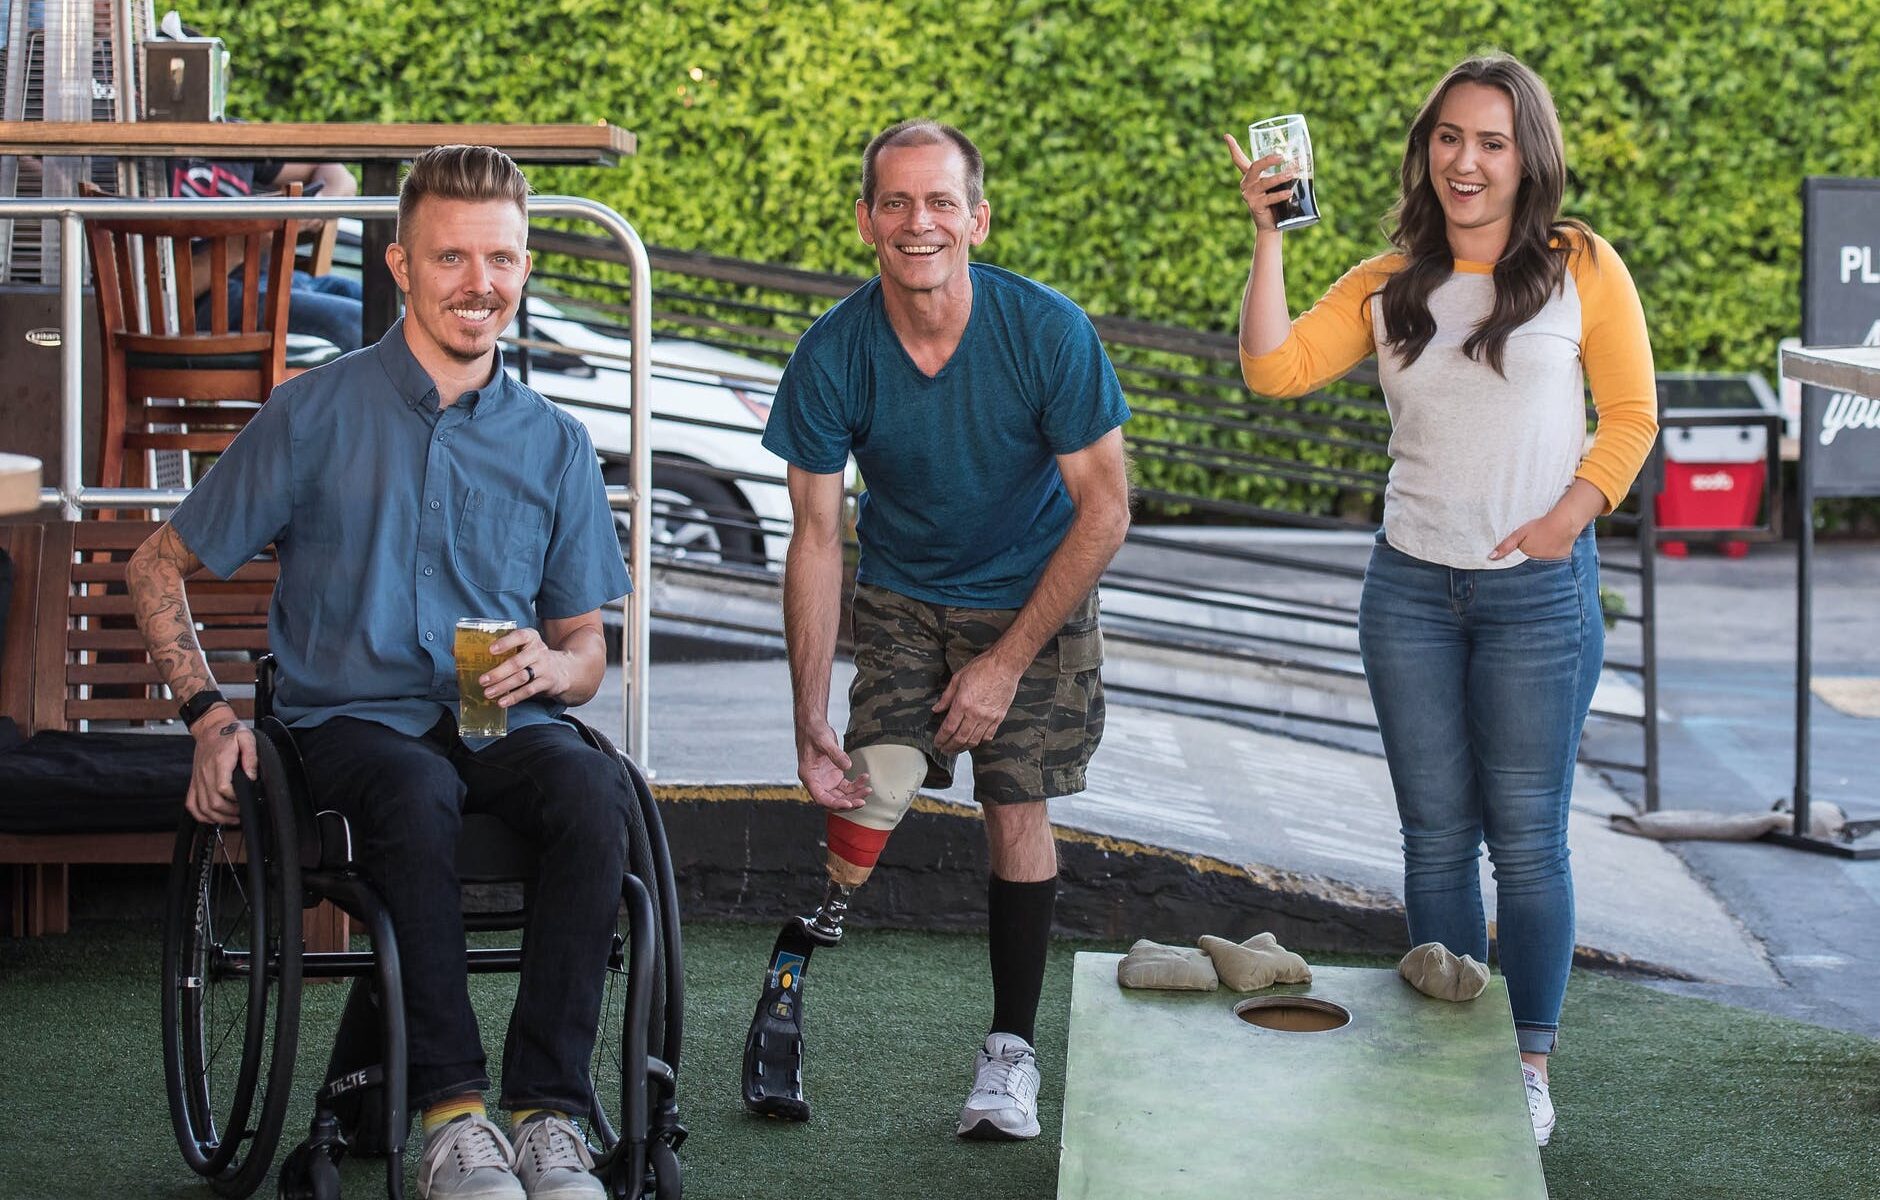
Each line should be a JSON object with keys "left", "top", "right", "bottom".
{"left": 586, "top": 877, "right": 647, "bottom": 1156}
{"left": 162, "top": 762, "right": 304, "bottom": 1198}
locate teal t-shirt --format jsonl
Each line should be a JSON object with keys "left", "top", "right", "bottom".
{"left": 762, "top": 264, "right": 1130, "bottom": 608}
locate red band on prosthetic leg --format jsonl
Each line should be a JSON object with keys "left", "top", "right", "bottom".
{"left": 826, "top": 813, "right": 891, "bottom": 872}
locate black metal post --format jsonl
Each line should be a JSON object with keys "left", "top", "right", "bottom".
{"left": 1639, "top": 442, "right": 1661, "bottom": 812}
{"left": 1794, "top": 402, "right": 1815, "bottom": 839}
{"left": 516, "top": 275, "right": 532, "bottom": 385}
{"left": 360, "top": 161, "right": 400, "bottom": 344}
{"left": 1767, "top": 385, "right": 1878, "bottom": 859}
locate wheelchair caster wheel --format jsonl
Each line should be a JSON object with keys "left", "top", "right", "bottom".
{"left": 642, "top": 1138, "right": 681, "bottom": 1200}
{"left": 277, "top": 1143, "right": 341, "bottom": 1200}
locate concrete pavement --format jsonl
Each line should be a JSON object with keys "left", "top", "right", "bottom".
{"left": 584, "top": 537, "right": 1878, "bottom": 1037}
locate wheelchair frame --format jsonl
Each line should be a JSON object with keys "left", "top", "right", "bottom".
{"left": 160, "top": 657, "right": 685, "bottom": 1199}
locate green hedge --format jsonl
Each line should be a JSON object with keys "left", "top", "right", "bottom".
{"left": 191, "top": 0, "right": 1880, "bottom": 519}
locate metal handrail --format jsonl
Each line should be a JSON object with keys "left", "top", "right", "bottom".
{"left": 0, "top": 194, "right": 654, "bottom": 766}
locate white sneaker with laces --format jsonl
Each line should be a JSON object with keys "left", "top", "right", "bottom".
{"left": 510, "top": 1113, "right": 604, "bottom": 1199}
{"left": 416, "top": 1114, "right": 525, "bottom": 1200}
{"left": 957, "top": 1032, "right": 1042, "bottom": 1140}
{"left": 1523, "top": 1062, "right": 1556, "bottom": 1147}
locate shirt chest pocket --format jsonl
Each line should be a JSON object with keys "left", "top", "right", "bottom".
{"left": 454, "top": 490, "right": 547, "bottom": 595}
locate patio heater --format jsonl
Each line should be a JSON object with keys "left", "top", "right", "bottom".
{"left": 0, "top": 0, "right": 160, "bottom": 284}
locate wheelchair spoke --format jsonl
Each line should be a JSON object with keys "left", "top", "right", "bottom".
{"left": 588, "top": 945, "right": 629, "bottom": 1151}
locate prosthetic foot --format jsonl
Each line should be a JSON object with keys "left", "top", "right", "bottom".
{"left": 740, "top": 744, "right": 925, "bottom": 1121}
{"left": 740, "top": 885, "right": 844, "bottom": 1120}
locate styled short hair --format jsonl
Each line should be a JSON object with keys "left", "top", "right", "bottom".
{"left": 396, "top": 144, "right": 532, "bottom": 241}
{"left": 860, "top": 119, "right": 985, "bottom": 210}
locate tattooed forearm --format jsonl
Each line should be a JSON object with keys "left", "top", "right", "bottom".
{"left": 127, "top": 524, "right": 217, "bottom": 707}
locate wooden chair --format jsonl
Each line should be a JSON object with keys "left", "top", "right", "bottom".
{"left": 295, "top": 211, "right": 338, "bottom": 277}
{"left": 0, "top": 520, "right": 349, "bottom": 952}
{"left": 84, "top": 186, "right": 302, "bottom": 490}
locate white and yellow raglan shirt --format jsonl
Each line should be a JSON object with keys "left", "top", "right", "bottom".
{"left": 1241, "top": 229, "right": 1658, "bottom": 569}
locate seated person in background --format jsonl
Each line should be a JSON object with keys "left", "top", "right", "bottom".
{"left": 170, "top": 154, "right": 365, "bottom": 352}
{"left": 129, "top": 145, "right": 625, "bottom": 1200}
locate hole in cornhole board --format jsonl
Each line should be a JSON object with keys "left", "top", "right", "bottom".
{"left": 1234, "top": 995, "right": 1351, "bottom": 1032}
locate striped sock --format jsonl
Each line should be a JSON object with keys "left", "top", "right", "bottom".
{"left": 421, "top": 1094, "right": 485, "bottom": 1137}
{"left": 509, "top": 1108, "right": 569, "bottom": 1130}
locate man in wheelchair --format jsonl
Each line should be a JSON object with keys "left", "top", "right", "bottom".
{"left": 129, "top": 144, "right": 633, "bottom": 1200}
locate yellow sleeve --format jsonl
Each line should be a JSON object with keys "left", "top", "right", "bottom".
{"left": 1569, "top": 232, "right": 1659, "bottom": 511}
{"left": 1239, "top": 255, "right": 1396, "bottom": 398}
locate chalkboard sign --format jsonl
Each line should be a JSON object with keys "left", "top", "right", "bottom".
{"left": 1801, "top": 177, "right": 1880, "bottom": 498}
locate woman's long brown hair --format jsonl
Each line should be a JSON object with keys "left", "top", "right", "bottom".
{"left": 1378, "top": 53, "right": 1588, "bottom": 375}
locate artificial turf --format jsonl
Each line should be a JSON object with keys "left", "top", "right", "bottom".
{"left": 1, "top": 919, "right": 1876, "bottom": 1199}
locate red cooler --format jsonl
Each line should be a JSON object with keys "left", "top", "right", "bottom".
{"left": 1656, "top": 424, "right": 1767, "bottom": 557}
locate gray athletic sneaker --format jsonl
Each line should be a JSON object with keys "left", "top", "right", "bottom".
{"left": 511, "top": 1113, "right": 605, "bottom": 1199}
{"left": 956, "top": 1032, "right": 1042, "bottom": 1140}
{"left": 416, "top": 1114, "right": 524, "bottom": 1199}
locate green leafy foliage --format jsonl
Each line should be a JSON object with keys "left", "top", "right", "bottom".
{"left": 190, "top": 0, "right": 1880, "bottom": 517}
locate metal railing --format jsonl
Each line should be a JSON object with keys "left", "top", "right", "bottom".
{"left": 518, "top": 232, "right": 1668, "bottom": 804}
{"left": 0, "top": 193, "right": 655, "bottom": 764}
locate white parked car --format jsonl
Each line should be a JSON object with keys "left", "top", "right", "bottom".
{"left": 504, "top": 297, "right": 793, "bottom": 569}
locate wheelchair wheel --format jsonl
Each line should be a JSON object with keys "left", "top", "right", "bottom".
{"left": 587, "top": 895, "right": 635, "bottom": 1153}
{"left": 162, "top": 768, "right": 304, "bottom": 1197}
{"left": 584, "top": 757, "right": 672, "bottom": 1153}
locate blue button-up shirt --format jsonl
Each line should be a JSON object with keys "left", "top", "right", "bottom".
{"left": 171, "top": 318, "right": 631, "bottom": 737}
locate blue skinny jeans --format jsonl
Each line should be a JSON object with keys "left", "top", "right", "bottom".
{"left": 1357, "top": 528, "right": 1603, "bottom": 1055}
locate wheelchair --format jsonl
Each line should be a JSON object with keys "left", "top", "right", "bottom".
{"left": 159, "top": 658, "right": 685, "bottom": 1199}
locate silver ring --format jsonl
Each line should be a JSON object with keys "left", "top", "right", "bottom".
{"left": 524, "top": 666, "right": 536, "bottom": 684}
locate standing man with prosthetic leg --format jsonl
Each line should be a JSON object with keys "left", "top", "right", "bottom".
{"left": 741, "top": 119, "right": 1132, "bottom": 1139}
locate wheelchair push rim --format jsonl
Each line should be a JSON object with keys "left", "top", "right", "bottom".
{"left": 162, "top": 759, "right": 304, "bottom": 1195}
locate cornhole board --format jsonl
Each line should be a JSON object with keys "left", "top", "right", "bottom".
{"left": 1058, "top": 953, "right": 1546, "bottom": 1199}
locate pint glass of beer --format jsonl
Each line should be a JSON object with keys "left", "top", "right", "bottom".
{"left": 1248, "top": 113, "right": 1320, "bottom": 231}
{"left": 455, "top": 618, "right": 517, "bottom": 738}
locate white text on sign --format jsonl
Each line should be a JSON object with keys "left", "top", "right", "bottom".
{"left": 1821, "top": 391, "right": 1880, "bottom": 446}
{"left": 1838, "top": 245, "right": 1880, "bottom": 284}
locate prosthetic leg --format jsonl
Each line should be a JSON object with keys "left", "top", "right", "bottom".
{"left": 742, "top": 744, "right": 926, "bottom": 1119}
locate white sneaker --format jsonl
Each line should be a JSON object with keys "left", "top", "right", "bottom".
{"left": 510, "top": 1113, "right": 604, "bottom": 1199}
{"left": 1523, "top": 1063, "right": 1556, "bottom": 1147}
{"left": 957, "top": 1032, "right": 1042, "bottom": 1140}
{"left": 416, "top": 1115, "right": 525, "bottom": 1199}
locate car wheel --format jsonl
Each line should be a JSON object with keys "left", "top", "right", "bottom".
{"left": 604, "top": 461, "right": 766, "bottom": 567}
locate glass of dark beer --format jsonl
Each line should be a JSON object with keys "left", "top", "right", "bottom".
{"left": 1248, "top": 113, "right": 1320, "bottom": 231}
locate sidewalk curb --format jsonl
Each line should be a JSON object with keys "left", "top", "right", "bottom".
{"left": 653, "top": 784, "right": 1688, "bottom": 977}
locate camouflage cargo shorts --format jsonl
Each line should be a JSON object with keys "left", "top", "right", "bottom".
{"left": 844, "top": 583, "right": 1105, "bottom": 806}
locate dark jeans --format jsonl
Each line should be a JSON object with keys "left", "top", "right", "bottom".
{"left": 295, "top": 714, "right": 631, "bottom": 1114}
{"left": 200, "top": 270, "right": 364, "bottom": 352}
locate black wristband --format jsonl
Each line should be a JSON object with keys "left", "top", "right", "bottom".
{"left": 179, "top": 688, "right": 229, "bottom": 728}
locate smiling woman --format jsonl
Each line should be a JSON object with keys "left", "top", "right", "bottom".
{"left": 1226, "top": 51, "right": 1659, "bottom": 1153}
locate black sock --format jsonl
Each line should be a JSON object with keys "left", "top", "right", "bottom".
{"left": 987, "top": 873, "right": 1057, "bottom": 1044}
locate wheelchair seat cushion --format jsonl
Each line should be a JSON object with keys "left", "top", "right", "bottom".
{"left": 0, "top": 729, "right": 191, "bottom": 833}
{"left": 456, "top": 812, "right": 542, "bottom": 883}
